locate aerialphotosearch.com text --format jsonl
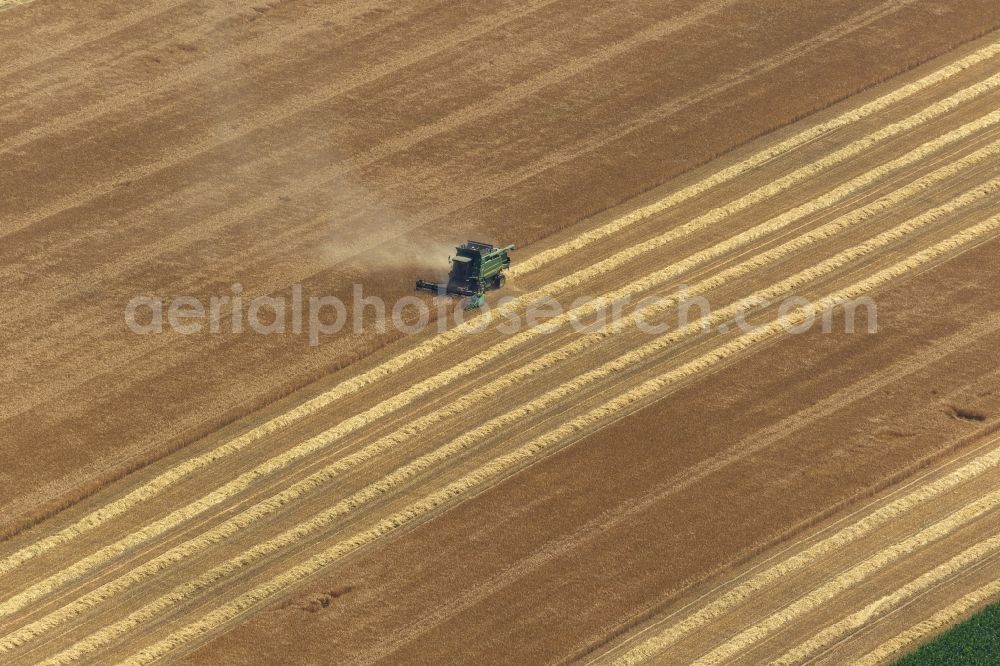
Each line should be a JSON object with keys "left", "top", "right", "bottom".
{"left": 125, "top": 283, "right": 877, "bottom": 346}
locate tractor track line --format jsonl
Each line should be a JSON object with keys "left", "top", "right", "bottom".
{"left": 11, "top": 186, "right": 997, "bottom": 659}
{"left": 369, "top": 310, "right": 1000, "bottom": 665}
{"left": 774, "top": 529, "right": 1000, "bottom": 665}
{"left": 91, "top": 216, "right": 1000, "bottom": 666}
{"left": 613, "top": 440, "right": 1000, "bottom": 662}
{"left": 4, "top": 153, "right": 996, "bottom": 639}
{"left": 854, "top": 577, "right": 1000, "bottom": 665}
{"left": 583, "top": 421, "right": 1000, "bottom": 665}
{"left": 691, "top": 498, "right": 1000, "bottom": 665}
{"left": 2, "top": 63, "right": 995, "bottom": 577}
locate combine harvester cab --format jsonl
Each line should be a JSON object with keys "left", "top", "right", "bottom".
{"left": 416, "top": 240, "right": 515, "bottom": 309}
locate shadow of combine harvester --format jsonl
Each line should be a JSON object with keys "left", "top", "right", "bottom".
{"left": 416, "top": 240, "right": 516, "bottom": 309}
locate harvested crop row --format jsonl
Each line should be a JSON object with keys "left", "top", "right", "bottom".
{"left": 774, "top": 533, "right": 1000, "bottom": 665}
{"left": 693, "top": 491, "right": 1000, "bottom": 665}
{"left": 855, "top": 579, "right": 1000, "bottom": 665}
{"left": 46, "top": 215, "right": 1000, "bottom": 665}
{"left": 4, "top": 59, "right": 995, "bottom": 580}
{"left": 6, "top": 131, "right": 997, "bottom": 629}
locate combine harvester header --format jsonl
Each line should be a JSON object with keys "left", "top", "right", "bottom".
{"left": 416, "top": 240, "right": 515, "bottom": 309}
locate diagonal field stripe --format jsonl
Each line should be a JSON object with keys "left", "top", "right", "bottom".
{"left": 691, "top": 495, "right": 1000, "bottom": 664}
{"left": 614, "top": 455, "right": 1000, "bottom": 662}
{"left": 853, "top": 577, "right": 1000, "bottom": 666}
{"left": 773, "top": 532, "right": 1000, "bottom": 665}
{"left": 41, "top": 211, "right": 1000, "bottom": 664}
{"left": 4, "top": 148, "right": 997, "bottom": 649}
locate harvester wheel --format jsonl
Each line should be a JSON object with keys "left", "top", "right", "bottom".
{"left": 493, "top": 273, "right": 506, "bottom": 289}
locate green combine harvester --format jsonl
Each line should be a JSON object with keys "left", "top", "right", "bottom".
{"left": 416, "top": 240, "right": 516, "bottom": 309}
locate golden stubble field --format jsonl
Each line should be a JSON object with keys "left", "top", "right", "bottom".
{"left": 1, "top": 0, "right": 1000, "bottom": 663}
